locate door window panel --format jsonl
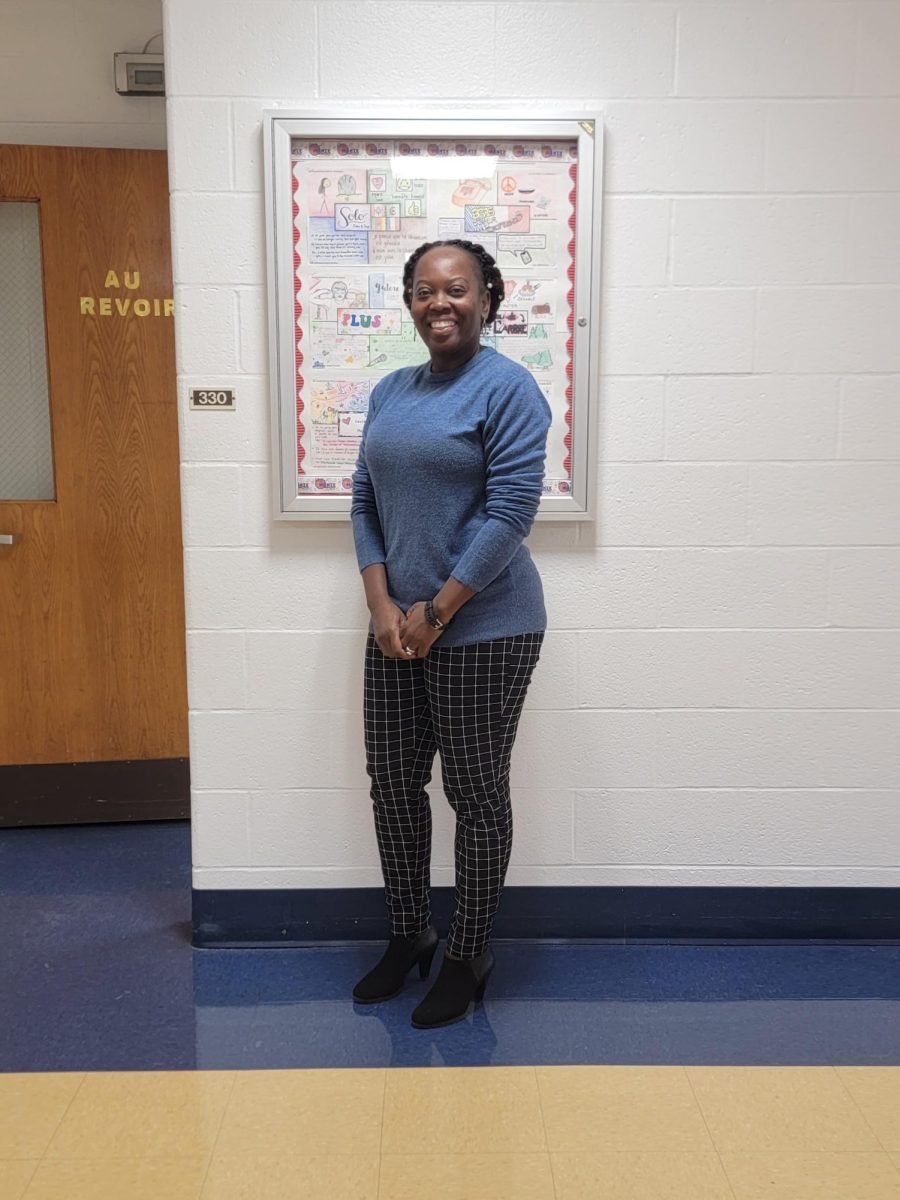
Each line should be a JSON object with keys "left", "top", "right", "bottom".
{"left": 0, "top": 201, "right": 54, "bottom": 500}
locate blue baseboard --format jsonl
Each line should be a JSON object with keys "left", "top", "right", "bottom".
{"left": 192, "top": 886, "right": 900, "bottom": 947}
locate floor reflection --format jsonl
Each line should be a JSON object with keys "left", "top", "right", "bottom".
{"left": 3, "top": 822, "right": 900, "bottom": 1072}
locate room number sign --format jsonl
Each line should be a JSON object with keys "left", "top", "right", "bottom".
{"left": 189, "top": 389, "right": 236, "bottom": 410}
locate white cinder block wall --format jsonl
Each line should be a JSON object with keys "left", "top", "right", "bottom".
{"left": 162, "top": 0, "right": 900, "bottom": 894}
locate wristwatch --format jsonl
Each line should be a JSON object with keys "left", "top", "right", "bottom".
{"left": 424, "top": 599, "right": 447, "bottom": 630}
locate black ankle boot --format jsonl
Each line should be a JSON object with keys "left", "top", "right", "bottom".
{"left": 410, "top": 948, "right": 495, "bottom": 1029}
{"left": 352, "top": 926, "right": 438, "bottom": 1003}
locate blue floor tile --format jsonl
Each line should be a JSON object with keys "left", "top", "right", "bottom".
{"left": 3, "top": 822, "right": 900, "bottom": 1071}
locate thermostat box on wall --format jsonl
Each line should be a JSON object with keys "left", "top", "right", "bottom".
{"left": 114, "top": 53, "right": 165, "bottom": 96}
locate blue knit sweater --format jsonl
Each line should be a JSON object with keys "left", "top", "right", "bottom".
{"left": 350, "top": 346, "right": 552, "bottom": 648}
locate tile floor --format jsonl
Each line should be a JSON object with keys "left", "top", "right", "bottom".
{"left": 3, "top": 1066, "right": 900, "bottom": 1198}
{"left": 2, "top": 822, "right": 900, "bottom": 1198}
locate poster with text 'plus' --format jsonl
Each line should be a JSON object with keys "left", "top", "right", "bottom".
{"left": 290, "top": 137, "right": 577, "bottom": 498}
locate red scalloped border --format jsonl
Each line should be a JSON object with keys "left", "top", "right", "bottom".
{"left": 563, "top": 155, "right": 576, "bottom": 482}
{"left": 290, "top": 144, "right": 576, "bottom": 487}
{"left": 292, "top": 165, "right": 305, "bottom": 477}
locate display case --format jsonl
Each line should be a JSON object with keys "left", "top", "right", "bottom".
{"left": 263, "top": 112, "right": 603, "bottom": 520}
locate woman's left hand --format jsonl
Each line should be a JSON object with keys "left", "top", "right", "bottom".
{"left": 399, "top": 602, "right": 443, "bottom": 659}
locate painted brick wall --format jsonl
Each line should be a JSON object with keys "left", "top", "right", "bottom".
{"left": 161, "top": 0, "right": 900, "bottom": 892}
{"left": 0, "top": 0, "right": 166, "bottom": 148}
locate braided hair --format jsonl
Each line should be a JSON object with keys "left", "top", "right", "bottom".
{"left": 402, "top": 239, "right": 505, "bottom": 325}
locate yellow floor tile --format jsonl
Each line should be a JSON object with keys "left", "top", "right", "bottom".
{"left": 0, "top": 1075, "right": 84, "bottom": 1159}
{"left": 0, "top": 1160, "right": 39, "bottom": 1200}
{"left": 22, "top": 1157, "right": 209, "bottom": 1200}
{"left": 836, "top": 1068, "right": 900, "bottom": 1152}
{"left": 536, "top": 1066, "right": 713, "bottom": 1153}
{"left": 381, "top": 1067, "right": 545, "bottom": 1156}
{"left": 216, "top": 1069, "right": 384, "bottom": 1158}
{"left": 201, "top": 1153, "right": 380, "bottom": 1199}
{"left": 550, "top": 1151, "right": 734, "bottom": 1199}
{"left": 718, "top": 1151, "right": 900, "bottom": 1199}
{"left": 686, "top": 1066, "right": 883, "bottom": 1154}
{"left": 43, "top": 1071, "right": 235, "bottom": 1160}
{"left": 378, "top": 1152, "right": 555, "bottom": 1200}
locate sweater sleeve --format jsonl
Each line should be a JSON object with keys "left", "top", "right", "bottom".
{"left": 350, "top": 388, "right": 386, "bottom": 572}
{"left": 449, "top": 376, "right": 551, "bottom": 592}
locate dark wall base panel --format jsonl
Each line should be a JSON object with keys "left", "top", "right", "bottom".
{"left": 0, "top": 758, "right": 190, "bottom": 827}
{"left": 193, "top": 885, "right": 900, "bottom": 947}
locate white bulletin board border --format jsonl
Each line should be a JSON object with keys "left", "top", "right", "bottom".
{"left": 263, "top": 112, "right": 603, "bottom": 521}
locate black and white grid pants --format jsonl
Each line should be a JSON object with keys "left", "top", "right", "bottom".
{"left": 363, "top": 631, "right": 544, "bottom": 960}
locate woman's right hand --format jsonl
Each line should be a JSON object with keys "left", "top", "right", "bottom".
{"left": 371, "top": 600, "right": 407, "bottom": 659}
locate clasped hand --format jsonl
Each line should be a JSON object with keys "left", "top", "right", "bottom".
{"left": 372, "top": 600, "right": 443, "bottom": 659}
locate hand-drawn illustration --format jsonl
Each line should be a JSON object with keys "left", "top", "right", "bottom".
{"left": 369, "top": 323, "right": 429, "bottom": 371}
{"left": 498, "top": 332, "right": 565, "bottom": 378}
{"left": 452, "top": 178, "right": 492, "bottom": 207}
{"left": 310, "top": 276, "right": 369, "bottom": 319}
{"left": 309, "top": 321, "right": 370, "bottom": 370}
{"left": 367, "top": 272, "right": 404, "bottom": 309}
{"left": 367, "top": 169, "right": 427, "bottom": 217}
{"left": 497, "top": 232, "right": 550, "bottom": 269}
{"left": 334, "top": 203, "right": 372, "bottom": 231}
{"left": 464, "top": 205, "right": 530, "bottom": 235}
{"left": 310, "top": 379, "right": 370, "bottom": 425}
{"left": 308, "top": 380, "right": 371, "bottom": 470}
{"left": 494, "top": 310, "right": 529, "bottom": 337}
{"left": 317, "top": 177, "right": 331, "bottom": 212}
{"left": 337, "top": 308, "right": 403, "bottom": 336}
{"left": 302, "top": 169, "right": 367, "bottom": 218}
{"left": 497, "top": 169, "right": 563, "bottom": 219}
{"left": 291, "top": 137, "right": 578, "bottom": 496}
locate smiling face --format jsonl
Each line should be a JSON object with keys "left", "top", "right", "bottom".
{"left": 408, "top": 247, "right": 491, "bottom": 372}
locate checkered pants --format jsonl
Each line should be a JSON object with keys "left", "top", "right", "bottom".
{"left": 363, "top": 631, "right": 544, "bottom": 959}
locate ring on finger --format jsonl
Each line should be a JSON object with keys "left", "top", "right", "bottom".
{"left": 404, "top": 645, "right": 415, "bottom": 657}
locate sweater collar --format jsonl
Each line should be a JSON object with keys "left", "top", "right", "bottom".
{"left": 422, "top": 345, "right": 495, "bottom": 385}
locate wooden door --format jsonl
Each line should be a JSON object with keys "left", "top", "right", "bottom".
{"left": 0, "top": 145, "right": 188, "bottom": 825}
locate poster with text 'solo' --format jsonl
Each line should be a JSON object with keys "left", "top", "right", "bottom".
{"left": 290, "top": 136, "right": 579, "bottom": 500}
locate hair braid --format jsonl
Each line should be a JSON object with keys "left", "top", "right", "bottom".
{"left": 402, "top": 239, "right": 505, "bottom": 324}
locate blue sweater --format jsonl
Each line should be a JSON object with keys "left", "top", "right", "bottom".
{"left": 351, "top": 346, "right": 552, "bottom": 648}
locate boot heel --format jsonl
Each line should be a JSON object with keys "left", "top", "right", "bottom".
{"left": 418, "top": 942, "right": 437, "bottom": 980}
{"left": 352, "top": 925, "right": 438, "bottom": 1003}
{"left": 411, "top": 951, "right": 495, "bottom": 1029}
{"left": 475, "top": 963, "right": 494, "bottom": 1002}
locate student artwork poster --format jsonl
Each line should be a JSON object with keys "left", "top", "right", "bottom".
{"left": 291, "top": 137, "right": 578, "bottom": 498}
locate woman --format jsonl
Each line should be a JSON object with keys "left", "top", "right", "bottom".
{"left": 350, "top": 239, "right": 551, "bottom": 1029}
